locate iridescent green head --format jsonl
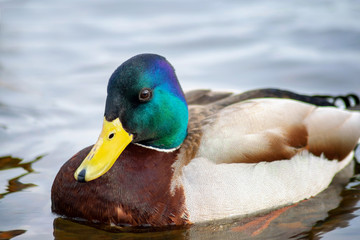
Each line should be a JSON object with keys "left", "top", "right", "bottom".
{"left": 74, "top": 54, "right": 189, "bottom": 182}
{"left": 105, "top": 53, "right": 188, "bottom": 150}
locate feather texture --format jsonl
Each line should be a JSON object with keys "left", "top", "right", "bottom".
{"left": 196, "top": 98, "right": 360, "bottom": 164}
{"left": 174, "top": 97, "right": 360, "bottom": 222}
{"left": 181, "top": 151, "right": 354, "bottom": 222}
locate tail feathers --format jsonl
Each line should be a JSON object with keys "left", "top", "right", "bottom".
{"left": 312, "top": 93, "right": 360, "bottom": 109}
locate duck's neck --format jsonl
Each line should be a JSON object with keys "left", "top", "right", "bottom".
{"left": 136, "top": 94, "right": 189, "bottom": 150}
{"left": 133, "top": 142, "right": 182, "bottom": 153}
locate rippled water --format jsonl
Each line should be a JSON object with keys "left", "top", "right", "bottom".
{"left": 1, "top": 0, "right": 360, "bottom": 239}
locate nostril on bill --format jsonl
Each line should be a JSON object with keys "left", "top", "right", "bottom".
{"left": 108, "top": 132, "right": 115, "bottom": 139}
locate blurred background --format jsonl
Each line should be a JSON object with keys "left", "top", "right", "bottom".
{"left": 1, "top": 0, "right": 360, "bottom": 239}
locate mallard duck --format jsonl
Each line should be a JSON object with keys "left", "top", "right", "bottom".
{"left": 51, "top": 54, "right": 360, "bottom": 226}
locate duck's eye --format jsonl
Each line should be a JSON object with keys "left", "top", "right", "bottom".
{"left": 139, "top": 88, "right": 153, "bottom": 102}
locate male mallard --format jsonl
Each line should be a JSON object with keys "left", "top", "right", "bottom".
{"left": 51, "top": 54, "right": 360, "bottom": 226}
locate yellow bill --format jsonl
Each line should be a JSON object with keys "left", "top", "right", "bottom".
{"left": 74, "top": 117, "right": 133, "bottom": 182}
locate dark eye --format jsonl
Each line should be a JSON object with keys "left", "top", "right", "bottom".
{"left": 139, "top": 88, "right": 153, "bottom": 102}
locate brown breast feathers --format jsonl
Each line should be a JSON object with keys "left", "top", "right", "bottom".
{"left": 51, "top": 144, "right": 189, "bottom": 226}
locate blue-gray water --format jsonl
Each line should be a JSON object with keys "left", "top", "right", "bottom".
{"left": 1, "top": 0, "right": 360, "bottom": 239}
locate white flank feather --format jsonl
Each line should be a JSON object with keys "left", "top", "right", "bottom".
{"left": 181, "top": 151, "right": 353, "bottom": 223}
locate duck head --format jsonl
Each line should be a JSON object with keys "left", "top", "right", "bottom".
{"left": 74, "top": 54, "right": 188, "bottom": 182}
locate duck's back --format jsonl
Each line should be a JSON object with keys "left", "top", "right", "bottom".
{"left": 196, "top": 98, "right": 360, "bottom": 164}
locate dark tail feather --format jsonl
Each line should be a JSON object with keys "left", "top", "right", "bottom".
{"left": 312, "top": 93, "right": 360, "bottom": 109}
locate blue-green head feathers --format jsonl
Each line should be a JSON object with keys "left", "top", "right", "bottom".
{"left": 105, "top": 54, "right": 188, "bottom": 149}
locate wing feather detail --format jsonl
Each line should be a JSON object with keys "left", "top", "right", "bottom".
{"left": 196, "top": 99, "right": 360, "bottom": 164}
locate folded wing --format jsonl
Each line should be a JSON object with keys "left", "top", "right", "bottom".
{"left": 196, "top": 99, "right": 360, "bottom": 164}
